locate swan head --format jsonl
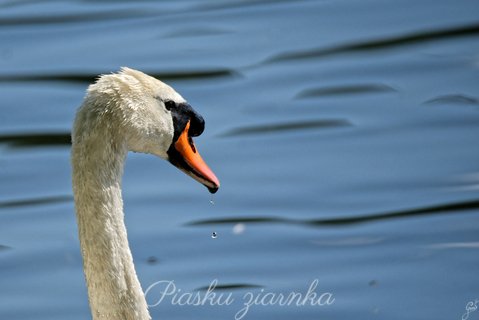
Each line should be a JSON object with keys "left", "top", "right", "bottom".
{"left": 77, "top": 67, "right": 220, "bottom": 193}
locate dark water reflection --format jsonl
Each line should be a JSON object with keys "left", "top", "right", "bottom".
{"left": 424, "top": 94, "right": 479, "bottom": 106}
{"left": 219, "top": 119, "right": 351, "bottom": 137}
{"left": 266, "top": 22, "right": 479, "bottom": 63}
{"left": 187, "top": 198, "right": 479, "bottom": 227}
{"left": 0, "top": 132, "right": 71, "bottom": 148}
{"left": 295, "top": 83, "right": 396, "bottom": 98}
{"left": 0, "top": 195, "right": 71, "bottom": 209}
{"left": 0, "top": 69, "right": 238, "bottom": 84}
{"left": 1, "top": 1, "right": 478, "bottom": 320}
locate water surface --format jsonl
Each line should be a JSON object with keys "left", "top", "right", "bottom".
{"left": 1, "top": 1, "right": 478, "bottom": 319}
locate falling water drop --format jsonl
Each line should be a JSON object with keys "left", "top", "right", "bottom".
{"left": 210, "top": 196, "right": 216, "bottom": 239}
{"left": 209, "top": 193, "right": 216, "bottom": 205}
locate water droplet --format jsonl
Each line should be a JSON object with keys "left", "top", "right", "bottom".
{"left": 211, "top": 232, "right": 218, "bottom": 239}
{"left": 233, "top": 223, "right": 246, "bottom": 235}
{"left": 147, "top": 256, "right": 158, "bottom": 265}
{"left": 369, "top": 280, "right": 378, "bottom": 287}
{"left": 210, "top": 199, "right": 215, "bottom": 205}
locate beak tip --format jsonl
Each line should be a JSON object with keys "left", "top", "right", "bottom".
{"left": 208, "top": 186, "right": 219, "bottom": 194}
{"left": 206, "top": 178, "right": 220, "bottom": 194}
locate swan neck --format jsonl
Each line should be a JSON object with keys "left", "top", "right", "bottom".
{"left": 72, "top": 137, "right": 151, "bottom": 320}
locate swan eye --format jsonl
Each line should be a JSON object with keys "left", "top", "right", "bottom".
{"left": 164, "top": 100, "right": 176, "bottom": 111}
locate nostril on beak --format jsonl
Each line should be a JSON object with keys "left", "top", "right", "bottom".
{"left": 189, "top": 114, "right": 205, "bottom": 137}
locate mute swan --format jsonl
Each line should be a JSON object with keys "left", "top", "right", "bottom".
{"left": 71, "top": 67, "right": 220, "bottom": 320}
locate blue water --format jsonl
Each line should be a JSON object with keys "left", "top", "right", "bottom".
{"left": 1, "top": 1, "right": 479, "bottom": 319}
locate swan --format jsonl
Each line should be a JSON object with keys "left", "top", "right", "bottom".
{"left": 71, "top": 67, "right": 220, "bottom": 320}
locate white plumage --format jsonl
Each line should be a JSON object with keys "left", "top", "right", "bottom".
{"left": 71, "top": 68, "right": 219, "bottom": 320}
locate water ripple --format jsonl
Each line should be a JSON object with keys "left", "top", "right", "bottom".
{"left": 266, "top": 22, "right": 479, "bottom": 63}
{"left": 195, "top": 283, "right": 263, "bottom": 292}
{"left": 193, "top": 0, "right": 298, "bottom": 12}
{"left": 295, "top": 84, "right": 396, "bottom": 99}
{"left": 0, "top": 9, "right": 152, "bottom": 26}
{"left": 308, "top": 199, "right": 479, "bottom": 225}
{"left": 311, "top": 237, "right": 383, "bottom": 247}
{"left": 427, "top": 242, "right": 479, "bottom": 250}
{"left": 423, "top": 94, "right": 479, "bottom": 106}
{"left": 186, "top": 198, "right": 479, "bottom": 227}
{"left": 219, "top": 119, "right": 351, "bottom": 137}
{"left": 0, "top": 195, "right": 72, "bottom": 210}
{"left": 0, "top": 132, "right": 71, "bottom": 148}
{"left": 163, "top": 27, "right": 232, "bottom": 38}
{"left": 0, "top": 69, "right": 240, "bottom": 84}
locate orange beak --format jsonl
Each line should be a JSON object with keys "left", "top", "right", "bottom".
{"left": 173, "top": 120, "right": 220, "bottom": 193}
